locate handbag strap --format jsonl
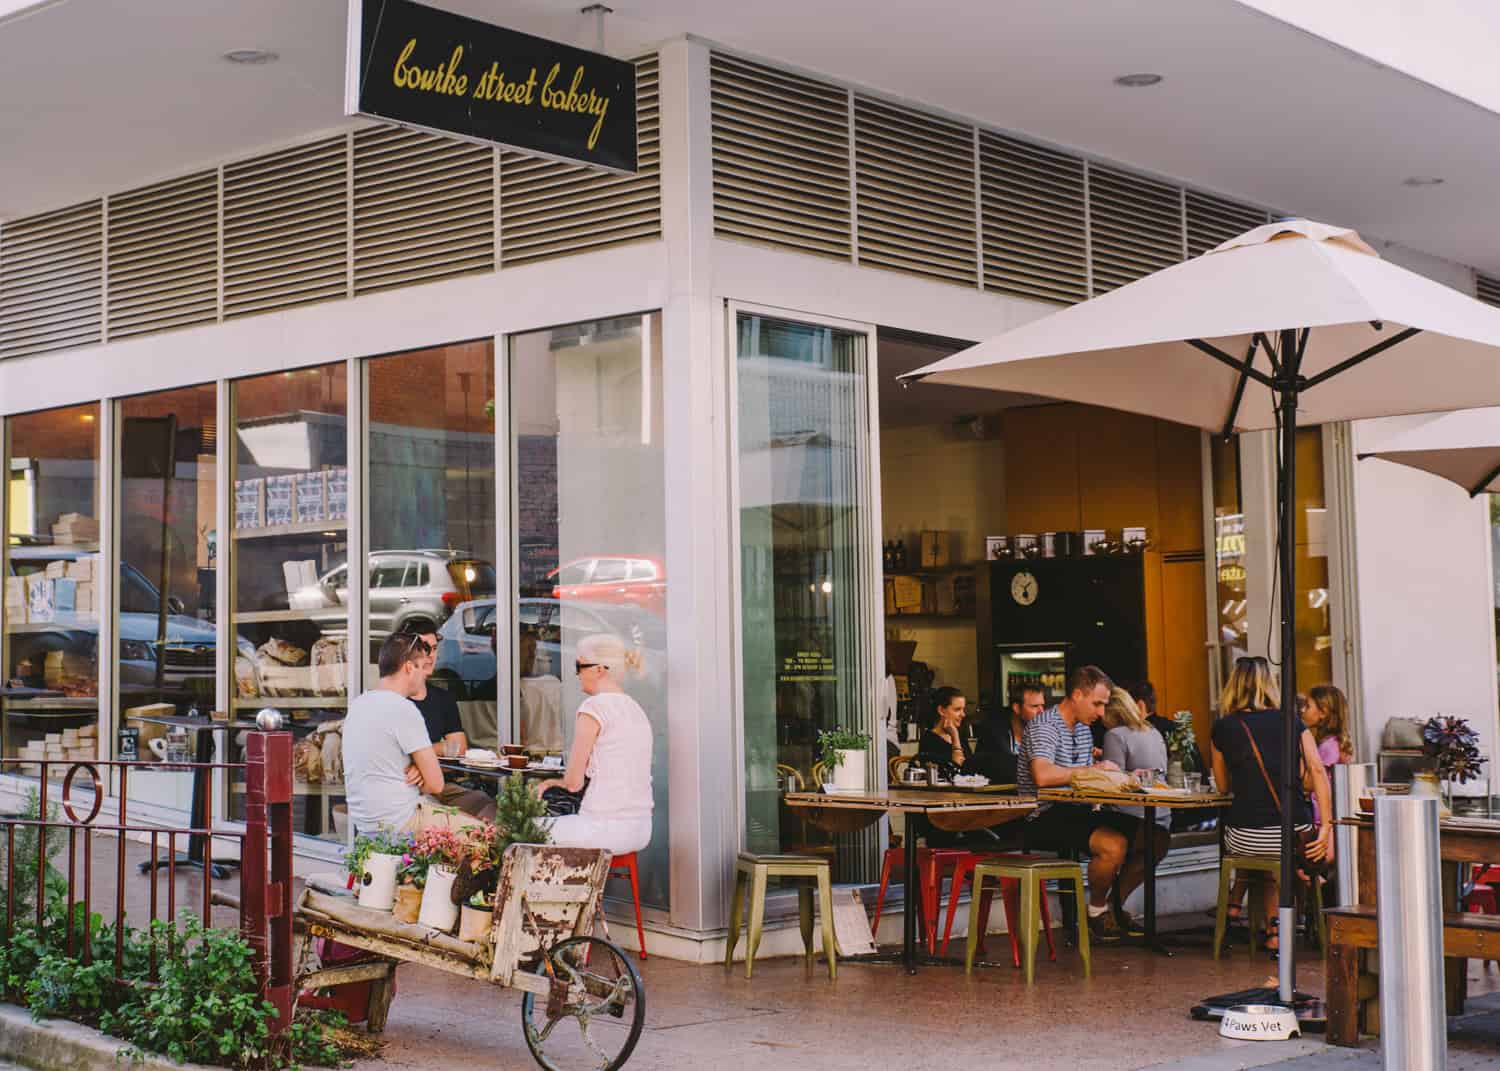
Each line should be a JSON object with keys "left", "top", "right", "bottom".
{"left": 1240, "top": 718, "right": 1282, "bottom": 815}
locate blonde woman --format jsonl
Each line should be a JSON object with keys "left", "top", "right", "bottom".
{"left": 1100, "top": 688, "right": 1170, "bottom": 831}
{"left": 532, "top": 633, "right": 654, "bottom": 855}
{"left": 1209, "top": 656, "right": 1332, "bottom": 952}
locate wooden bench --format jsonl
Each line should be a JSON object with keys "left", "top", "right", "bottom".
{"left": 1324, "top": 905, "right": 1500, "bottom": 1046}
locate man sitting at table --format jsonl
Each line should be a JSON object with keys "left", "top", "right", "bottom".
{"left": 342, "top": 633, "right": 491, "bottom": 836}
{"left": 972, "top": 682, "right": 1046, "bottom": 784}
{"left": 404, "top": 626, "right": 497, "bottom": 820}
{"left": 1018, "top": 664, "right": 1159, "bottom": 943}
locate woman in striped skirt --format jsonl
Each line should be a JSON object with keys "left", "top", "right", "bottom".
{"left": 1209, "top": 656, "right": 1333, "bottom": 952}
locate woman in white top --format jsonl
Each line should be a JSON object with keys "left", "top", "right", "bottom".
{"left": 532, "top": 633, "right": 654, "bottom": 855}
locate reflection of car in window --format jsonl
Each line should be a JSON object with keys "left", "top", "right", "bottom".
{"left": 6, "top": 546, "right": 216, "bottom": 696}
{"left": 546, "top": 556, "right": 665, "bottom": 615}
{"left": 302, "top": 550, "right": 495, "bottom": 639}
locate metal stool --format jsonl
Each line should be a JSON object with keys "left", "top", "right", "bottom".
{"left": 725, "top": 852, "right": 837, "bottom": 980}
{"left": 965, "top": 857, "right": 1088, "bottom": 983}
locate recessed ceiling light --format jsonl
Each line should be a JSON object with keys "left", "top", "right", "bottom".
{"left": 223, "top": 49, "right": 278, "bottom": 65}
{"left": 1401, "top": 176, "right": 1445, "bottom": 187}
{"left": 1114, "top": 73, "right": 1163, "bottom": 88}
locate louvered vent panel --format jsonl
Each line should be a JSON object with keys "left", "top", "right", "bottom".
{"left": 710, "top": 53, "right": 851, "bottom": 259}
{"left": 853, "top": 97, "right": 976, "bottom": 285}
{"left": 1088, "top": 164, "right": 1183, "bottom": 294}
{"left": 979, "top": 132, "right": 1087, "bottom": 304}
{"left": 223, "top": 137, "right": 347, "bottom": 318}
{"left": 499, "top": 54, "right": 660, "bottom": 268}
{"left": 0, "top": 202, "right": 102, "bottom": 359}
{"left": 1477, "top": 273, "right": 1500, "bottom": 308}
{"left": 1186, "top": 190, "right": 1268, "bottom": 258}
{"left": 353, "top": 127, "right": 493, "bottom": 294}
{"left": 106, "top": 171, "right": 218, "bottom": 338}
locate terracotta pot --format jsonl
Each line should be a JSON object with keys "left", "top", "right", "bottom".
{"left": 393, "top": 883, "right": 422, "bottom": 924}
{"left": 458, "top": 903, "right": 493, "bottom": 942}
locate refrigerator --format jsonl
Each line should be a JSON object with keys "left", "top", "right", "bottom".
{"left": 990, "top": 555, "right": 1148, "bottom": 698}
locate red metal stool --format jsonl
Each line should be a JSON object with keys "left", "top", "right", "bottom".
{"left": 939, "top": 853, "right": 1056, "bottom": 965}
{"left": 608, "top": 851, "right": 648, "bottom": 960}
{"left": 872, "top": 847, "right": 967, "bottom": 952}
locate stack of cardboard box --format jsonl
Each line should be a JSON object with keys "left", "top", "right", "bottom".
{"left": 51, "top": 513, "right": 99, "bottom": 545}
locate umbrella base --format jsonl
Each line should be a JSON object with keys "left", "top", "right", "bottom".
{"left": 1191, "top": 987, "right": 1327, "bottom": 1032}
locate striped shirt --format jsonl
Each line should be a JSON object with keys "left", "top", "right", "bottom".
{"left": 1018, "top": 706, "right": 1095, "bottom": 812}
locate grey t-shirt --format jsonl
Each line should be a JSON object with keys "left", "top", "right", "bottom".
{"left": 341, "top": 688, "right": 432, "bottom": 834}
{"left": 1101, "top": 725, "right": 1171, "bottom": 827}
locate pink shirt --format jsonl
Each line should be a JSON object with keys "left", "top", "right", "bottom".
{"left": 1312, "top": 735, "right": 1343, "bottom": 824}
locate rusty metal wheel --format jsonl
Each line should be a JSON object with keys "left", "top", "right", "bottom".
{"left": 520, "top": 936, "right": 644, "bottom": 1071}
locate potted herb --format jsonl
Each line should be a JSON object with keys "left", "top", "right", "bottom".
{"left": 345, "top": 829, "right": 409, "bottom": 912}
{"left": 458, "top": 889, "right": 494, "bottom": 942}
{"left": 818, "top": 728, "right": 872, "bottom": 793}
{"left": 410, "top": 827, "right": 466, "bottom": 932}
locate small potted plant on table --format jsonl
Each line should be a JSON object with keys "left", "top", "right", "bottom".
{"left": 818, "top": 728, "right": 872, "bottom": 793}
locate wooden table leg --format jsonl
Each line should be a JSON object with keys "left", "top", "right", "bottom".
{"left": 1326, "top": 939, "right": 1359, "bottom": 1047}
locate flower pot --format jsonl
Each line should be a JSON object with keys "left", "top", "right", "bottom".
{"left": 357, "top": 852, "right": 401, "bottom": 911}
{"left": 458, "top": 903, "right": 493, "bottom": 942}
{"left": 392, "top": 883, "right": 422, "bottom": 924}
{"left": 832, "top": 749, "right": 867, "bottom": 792}
{"left": 418, "top": 864, "right": 460, "bottom": 931}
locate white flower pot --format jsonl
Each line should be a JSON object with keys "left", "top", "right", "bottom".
{"left": 419, "top": 864, "right": 460, "bottom": 931}
{"left": 357, "top": 852, "right": 401, "bottom": 911}
{"left": 832, "top": 749, "right": 867, "bottom": 792}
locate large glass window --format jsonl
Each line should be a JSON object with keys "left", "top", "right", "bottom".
{"left": 1294, "top": 427, "right": 1333, "bottom": 692}
{"left": 116, "top": 385, "right": 218, "bottom": 809}
{"left": 229, "top": 364, "right": 348, "bottom": 841}
{"left": 366, "top": 339, "right": 497, "bottom": 741}
{"left": 1211, "top": 435, "right": 1249, "bottom": 691}
{"left": 510, "top": 314, "right": 669, "bottom": 908}
{"left": 736, "top": 313, "right": 874, "bottom": 863}
{"left": 4, "top": 403, "right": 101, "bottom": 774}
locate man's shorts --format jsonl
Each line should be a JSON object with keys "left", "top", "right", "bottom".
{"left": 1022, "top": 804, "right": 1141, "bottom": 855}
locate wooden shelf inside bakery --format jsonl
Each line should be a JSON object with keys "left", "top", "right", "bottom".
{"left": 233, "top": 608, "right": 343, "bottom": 624}
{"left": 233, "top": 520, "right": 348, "bottom": 541}
{"left": 232, "top": 698, "right": 347, "bottom": 709}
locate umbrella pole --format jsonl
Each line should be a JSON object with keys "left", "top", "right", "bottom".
{"left": 1275, "top": 328, "right": 1301, "bottom": 1004}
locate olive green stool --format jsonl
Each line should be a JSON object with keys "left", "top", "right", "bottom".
{"left": 1212, "top": 854, "right": 1327, "bottom": 959}
{"left": 965, "top": 858, "right": 1089, "bottom": 984}
{"left": 725, "top": 852, "right": 838, "bottom": 980}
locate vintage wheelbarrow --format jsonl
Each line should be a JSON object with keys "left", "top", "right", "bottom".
{"left": 293, "top": 845, "right": 645, "bottom": 1071}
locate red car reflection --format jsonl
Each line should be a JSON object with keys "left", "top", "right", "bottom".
{"left": 548, "top": 556, "right": 666, "bottom": 615}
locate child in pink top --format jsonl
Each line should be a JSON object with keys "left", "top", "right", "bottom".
{"left": 1302, "top": 685, "right": 1353, "bottom": 826}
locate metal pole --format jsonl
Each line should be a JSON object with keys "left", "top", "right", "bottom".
{"left": 1334, "top": 763, "right": 1374, "bottom": 906}
{"left": 1375, "top": 794, "right": 1446, "bottom": 1070}
{"left": 1276, "top": 327, "right": 1300, "bottom": 1003}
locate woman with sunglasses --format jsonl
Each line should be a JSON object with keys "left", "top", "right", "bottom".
{"left": 532, "top": 633, "right": 654, "bottom": 855}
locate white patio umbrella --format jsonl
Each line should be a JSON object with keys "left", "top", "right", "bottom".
{"left": 901, "top": 219, "right": 1500, "bottom": 1003}
{"left": 1358, "top": 407, "right": 1500, "bottom": 496}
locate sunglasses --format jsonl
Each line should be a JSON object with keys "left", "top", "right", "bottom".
{"left": 393, "top": 633, "right": 433, "bottom": 658}
{"left": 575, "top": 661, "right": 601, "bottom": 675}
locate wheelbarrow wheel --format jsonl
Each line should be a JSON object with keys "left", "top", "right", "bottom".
{"left": 521, "top": 936, "right": 645, "bottom": 1071}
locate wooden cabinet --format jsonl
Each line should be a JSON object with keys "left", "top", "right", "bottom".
{"left": 1001, "top": 404, "right": 1081, "bottom": 532}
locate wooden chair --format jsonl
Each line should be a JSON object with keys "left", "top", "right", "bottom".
{"left": 725, "top": 852, "right": 837, "bottom": 980}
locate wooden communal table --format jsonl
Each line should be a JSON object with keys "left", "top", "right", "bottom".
{"left": 1343, "top": 812, "right": 1500, "bottom": 1018}
{"left": 784, "top": 789, "right": 1036, "bottom": 972}
{"left": 1040, "top": 787, "right": 1232, "bottom": 956}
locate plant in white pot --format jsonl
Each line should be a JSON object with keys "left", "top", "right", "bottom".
{"left": 410, "top": 827, "right": 466, "bottom": 932}
{"left": 345, "top": 829, "right": 409, "bottom": 911}
{"left": 818, "top": 729, "right": 872, "bottom": 793}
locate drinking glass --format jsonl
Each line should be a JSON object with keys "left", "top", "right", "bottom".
{"left": 1184, "top": 772, "right": 1203, "bottom": 794}
{"left": 1134, "top": 769, "right": 1154, "bottom": 790}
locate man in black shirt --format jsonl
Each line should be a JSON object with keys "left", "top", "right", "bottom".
{"left": 405, "top": 628, "right": 495, "bottom": 819}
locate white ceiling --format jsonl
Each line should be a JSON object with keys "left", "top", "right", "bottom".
{"left": 3, "top": 0, "right": 1499, "bottom": 272}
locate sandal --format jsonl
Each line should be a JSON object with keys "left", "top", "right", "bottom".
{"left": 1262, "top": 921, "right": 1280, "bottom": 958}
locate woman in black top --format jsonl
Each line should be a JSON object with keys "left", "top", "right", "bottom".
{"left": 1209, "top": 656, "right": 1332, "bottom": 950}
{"left": 917, "top": 686, "right": 972, "bottom": 775}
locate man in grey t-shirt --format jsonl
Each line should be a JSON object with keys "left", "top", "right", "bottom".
{"left": 342, "top": 633, "right": 447, "bottom": 834}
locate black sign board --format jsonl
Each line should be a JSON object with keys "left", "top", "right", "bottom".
{"left": 346, "top": 0, "right": 637, "bottom": 173}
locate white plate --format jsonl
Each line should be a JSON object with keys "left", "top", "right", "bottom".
{"left": 461, "top": 758, "right": 504, "bottom": 769}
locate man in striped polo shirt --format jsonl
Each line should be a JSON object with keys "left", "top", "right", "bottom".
{"left": 1019, "top": 664, "right": 1154, "bottom": 944}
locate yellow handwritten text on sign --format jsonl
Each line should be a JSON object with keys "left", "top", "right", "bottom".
{"left": 389, "top": 40, "right": 615, "bottom": 150}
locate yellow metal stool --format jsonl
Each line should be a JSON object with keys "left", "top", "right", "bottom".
{"left": 965, "top": 857, "right": 1089, "bottom": 984}
{"left": 725, "top": 852, "right": 838, "bottom": 980}
{"left": 1212, "top": 854, "right": 1325, "bottom": 958}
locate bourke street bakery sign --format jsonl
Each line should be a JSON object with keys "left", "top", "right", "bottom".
{"left": 345, "top": 0, "right": 637, "bottom": 173}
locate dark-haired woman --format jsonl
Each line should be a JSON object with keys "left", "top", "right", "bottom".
{"left": 917, "top": 686, "right": 972, "bottom": 774}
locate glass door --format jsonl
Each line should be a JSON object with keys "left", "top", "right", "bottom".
{"left": 733, "top": 307, "right": 880, "bottom": 876}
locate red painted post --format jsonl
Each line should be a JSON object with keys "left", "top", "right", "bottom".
{"left": 264, "top": 732, "right": 295, "bottom": 1037}
{"left": 241, "top": 735, "right": 269, "bottom": 998}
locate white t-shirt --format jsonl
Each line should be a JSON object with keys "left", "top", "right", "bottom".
{"left": 341, "top": 688, "right": 432, "bottom": 833}
{"left": 577, "top": 692, "right": 653, "bottom": 821}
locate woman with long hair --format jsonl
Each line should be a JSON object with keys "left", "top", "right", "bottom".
{"left": 1209, "top": 656, "right": 1332, "bottom": 952}
{"left": 532, "top": 633, "right": 654, "bottom": 854}
{"left": 1303, "top": 684, "right": 1354, "bottom": 766}
{"left": 1100, "top": 687, "right": 1170, "bottom": 833}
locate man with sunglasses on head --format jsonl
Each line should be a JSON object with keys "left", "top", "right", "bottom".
{"left": 343, "top": 632, "right": 488, "bottom": 835}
